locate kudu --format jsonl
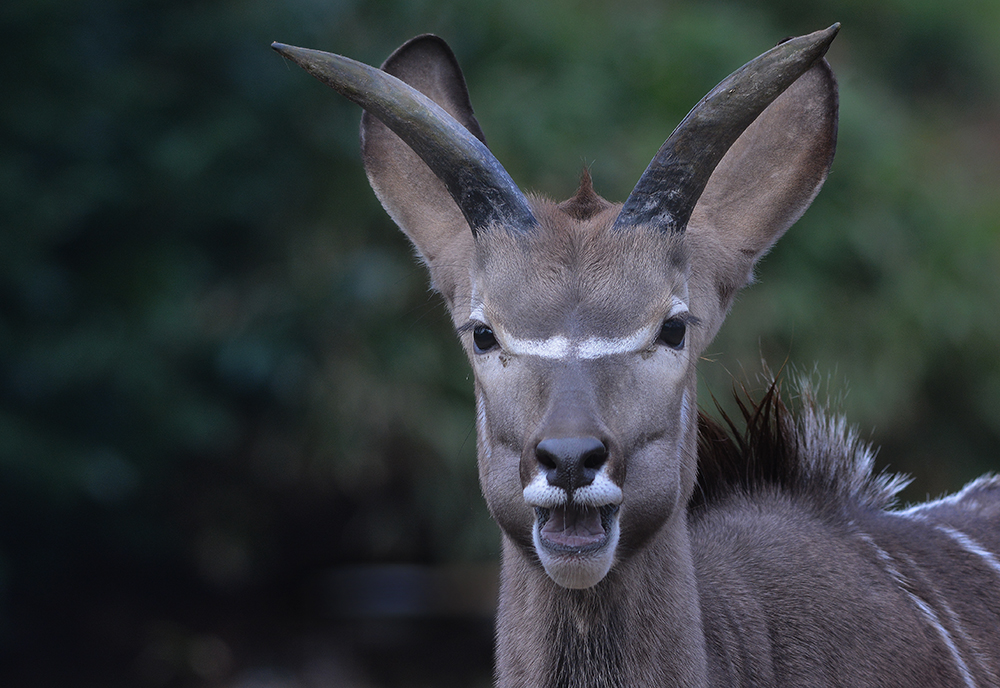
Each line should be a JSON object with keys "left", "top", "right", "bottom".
{"left": 273, "top": 25, "right": 1000, "bottom": 687}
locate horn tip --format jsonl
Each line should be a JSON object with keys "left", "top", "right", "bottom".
{"left": 783, "top": 23, "right": 840, "bottom": 61}
{"left": 270, "top": 42, "right": 332, "bottom": 71}
{"left": 815, "top": 23, "right": 841, "bottom": 48}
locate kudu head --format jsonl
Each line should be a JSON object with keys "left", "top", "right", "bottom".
{"left": 273, "top": 26, "right": 839, "bottom": 589}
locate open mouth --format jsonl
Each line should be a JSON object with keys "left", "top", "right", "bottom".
{"left": 535, "top": 503, "right": 620, "bottom": 553}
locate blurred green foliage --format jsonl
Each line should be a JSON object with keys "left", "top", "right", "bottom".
{"left": 2, "top": 0, "right": 999, "bottom": 684}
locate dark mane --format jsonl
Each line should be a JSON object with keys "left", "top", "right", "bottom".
{"left": 690, "top": 377, "right": 911, "bottom": 512}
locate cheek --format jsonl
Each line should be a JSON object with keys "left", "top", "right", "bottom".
{"left": 482, "top": 464, "right": 535, "bottom": 550}
{"left": 604, "top": 366, "right": 695, "bottom": 549}
{"left": 599, "top": 352, "right": 691, "bottom": 439}
{"left": 473, "top": 373, "right": 538, "bottom": 548}
{"left": 618, "top": 441, "right": 684, "bottom": 547}
{"left": 473, "top": 362, "right": 541, "bottom": 449}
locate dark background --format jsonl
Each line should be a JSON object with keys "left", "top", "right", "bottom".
{"left": 3, "top": 0, "right": 1000, "bottom": 685}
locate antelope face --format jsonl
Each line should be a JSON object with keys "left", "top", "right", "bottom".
{"left": 274, "top": 25, "right": 838, "bottom": 590}
{"left": 466, "top": 218, "right": 705, "bottom": 588}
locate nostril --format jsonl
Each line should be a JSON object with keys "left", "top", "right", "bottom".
{"left": 583, "top": 444, "right": 607, "bottom": 469}
{"left": 537, "top": 451, "right": 557, "bottom": 471}
{"left": 535, "top": 437, "right": 609, "bottom": 491}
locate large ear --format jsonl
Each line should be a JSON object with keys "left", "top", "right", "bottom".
{"left": 361, "top": 36, "right": 482, "bottom": 305}
{"left": 688, "top": 58, "right": 838, "bottom": 305}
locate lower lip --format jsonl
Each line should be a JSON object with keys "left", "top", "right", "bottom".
{"left": 535, "top": 504, "right": 620, "bottom": 554}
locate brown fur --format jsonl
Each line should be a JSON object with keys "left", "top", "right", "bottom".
{"left": 473, "top": 201, "right": 686, "bottom": 339}
{"left": 284, "top": 29, "right": 1000, "bottom": 688}
{"left": 558, "top": 169, "right": 614, "bottom": 221}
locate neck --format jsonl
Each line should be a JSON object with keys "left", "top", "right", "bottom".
{"left": 494, "top": 514, "right": 709, "bottom": 688}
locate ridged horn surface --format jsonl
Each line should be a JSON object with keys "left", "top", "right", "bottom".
{"left": 614, "top": 24, "right": 840, "bottom": 233}
{"left": 271, "top": 42, "right": 537, "bottom": 234}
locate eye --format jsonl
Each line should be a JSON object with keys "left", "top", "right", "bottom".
{"left": 657, "top": 318, "right": 686, "bottom": 350}
{"left": 473, "top": 324, "right": 499, "bottom": 353}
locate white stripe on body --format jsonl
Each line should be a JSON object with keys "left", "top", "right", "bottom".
{"left": 858, "top": 531, "right": 979, "bottom": 687}
{"left": 897, "top": 475, "right": 1000, "bottom": 518}
{"left": 935, "top": 525, "right": 1000, "bottom": 581}
{"left": 904, "top": 591, "right": 977, "bottom": 688}
{"left": 895, "top": 503, "right": 1000, "bottom": 582}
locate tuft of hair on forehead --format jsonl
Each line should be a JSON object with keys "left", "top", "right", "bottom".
{"left": 557, "top": 168, "right": 613, "bottom": 221}
{"left": 473, "top": 194, "right": 688, "bottom": 336}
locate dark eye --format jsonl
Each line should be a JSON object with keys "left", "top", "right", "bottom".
{"left": 657, "top": 318, "right": 686, "bottom": 350}
{"left": 473, "top": 324, "right": 499, "bottom": 353}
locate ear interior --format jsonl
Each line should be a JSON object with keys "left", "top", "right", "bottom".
{"left": 688, "top": 60, "right": 838, "bottom": 305}
{"left": 361, "top": 36, "right": 483, "bottom": 305}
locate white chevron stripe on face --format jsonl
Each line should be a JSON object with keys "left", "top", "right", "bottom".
{"left": 576, "top": 330, "right": 658, "bottom": 359}
{"left": 491, "top": 298, "right": 689, "bottom": 360}
{"left": 470, "top": 298, "right": 689, "bottom": 360}
{"left": 504, "top": 334, "right": 573, "bottom": 359}
{"left": 504, "top": 331, "right": 652, "bottom": 360}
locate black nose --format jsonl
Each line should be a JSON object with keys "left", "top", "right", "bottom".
{"left": 535, "top": 437, "right": 609, "bottom": 492}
